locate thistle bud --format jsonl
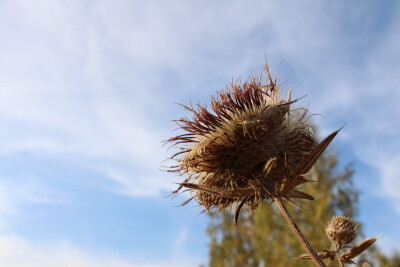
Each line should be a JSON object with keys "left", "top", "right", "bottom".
{"left": 325, "top": 216, "right": 358, "bottom": 247}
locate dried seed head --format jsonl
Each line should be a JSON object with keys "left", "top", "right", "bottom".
{"left": 325, "top": 216, "right": 358, "bottom": 247}
{"left": 166, "top": 63, "right": 338, "bottom": 220}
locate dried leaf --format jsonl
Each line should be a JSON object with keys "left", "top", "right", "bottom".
{"left": 287, "top": 190, "right": 314, "bottom": 200}
{"left": 294, "top": 128, "right": 341, "bottom": 178}
{"left": 178, "top": 197, "right": 194, "bottom": 207}
{"left": 341, "top": 237, "right": 379, "bottom": 261}
{"left": 282, "top": 128, "right": 341, "bottom": 195}
{"left": 296, "top": 250, "right": 335, "bottom": 260}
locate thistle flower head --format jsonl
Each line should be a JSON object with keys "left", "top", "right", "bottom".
{"left": 325, "top": 216, "right": 358, "bottom": 247}
{"left": 166, "top": 64, "right": 339, "bottom": 222}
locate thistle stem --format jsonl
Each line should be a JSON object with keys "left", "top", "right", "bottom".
{"left": 336, "top": 246, "right": 345, "bottom": 267}
{"left": 275, "top": 198, "right": 325, "bottom": 267}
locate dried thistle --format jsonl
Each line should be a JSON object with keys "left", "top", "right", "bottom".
{"left": 298, "top": 216, "right": 379, "bottom": 266}
{"left": 325, "top": 216, "right": 358, "bottom": 248}
{"left": 340, "top": 237, "right": 379, "bottom": 264}
{"left": 166, "top": 64, "right": 338, "bottom": 221}
{"left": 166, "top": 63, "right": 340, "bottom": 267}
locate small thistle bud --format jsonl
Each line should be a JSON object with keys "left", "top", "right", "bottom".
{"left": 325, "top": 216, "right": 358, "bottom": 247}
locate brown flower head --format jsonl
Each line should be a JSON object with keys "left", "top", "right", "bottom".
{"left": 166, "top": 64, "right": 339, "bottom": 223}
{"left": 325, "top": 216, "right": 358, "bottom": 247}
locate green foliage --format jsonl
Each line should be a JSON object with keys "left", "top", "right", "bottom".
{"left": 374, "top": 250, "right": 400, "bottom": 267}
{"left": 207, "top": 151, "right": 358, "bottom": 267}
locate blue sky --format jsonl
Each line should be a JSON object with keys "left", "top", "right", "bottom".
{"left": 0, "top": 0, "right": 399, "bottom": 266}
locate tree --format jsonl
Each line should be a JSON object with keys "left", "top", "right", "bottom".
{"left": 207, "top": 150, "right": 358, "bottom": 267}
{"left": 371, "top": 250, "right": 400, "bottom": 267}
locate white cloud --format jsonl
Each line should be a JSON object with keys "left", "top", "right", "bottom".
{"left": 0, "top": 0, "right": 174, "bottom": 198}
{"left": 333, "top": 7, "right": 400, "bottom": 210}
{"left": 89, "top": 163, "right": 175, "bottom": 197}
{"left": 0, "top": 234, "right": 193, "bottom": 267}
{"left": 362, "top": 152, "right": 400, "bottom": 213}
{"left": 173, "top": 228, "right": 189, "bottom": 257}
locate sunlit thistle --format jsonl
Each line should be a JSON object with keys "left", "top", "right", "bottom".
{"left": 325, "top": 216, "right": 358, "bottom": 248}
{"left": 298, "top": 216, "right": 379, "bottom": 266}
{"left": 166, "top": 64, "right": 339, "bottom": 224}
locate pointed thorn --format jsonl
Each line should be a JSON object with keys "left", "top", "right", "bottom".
{"left": 234, "top": 198, "right": 247, "bottom": 226}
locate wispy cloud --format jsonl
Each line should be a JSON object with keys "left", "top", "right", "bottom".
{"left": 0, "top": 1, "right": 176, "bottom": 198}
{"left": 0, "top": 0, "right": 399, "bottom": 262}
{"left": 0, "top": 178, "right": 66, "bottom": 214}
{"left": 0, "top": 0, "right": 399, "bottom": 208}
{"left": 0, "top": 234, "right": 194, "bottom": 267}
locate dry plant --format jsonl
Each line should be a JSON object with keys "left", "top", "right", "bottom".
{"left": 298, "top": 216, "right": 378, "bottom": 266}
{"left": 165, "top": 63, "right": 343, "bottom": 267}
